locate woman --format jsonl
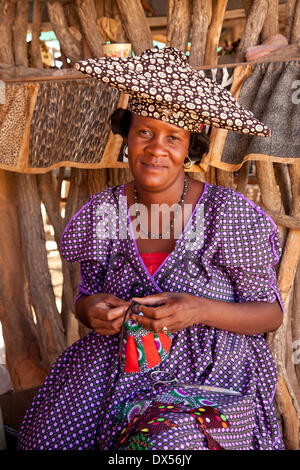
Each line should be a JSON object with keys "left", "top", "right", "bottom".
{"left": 18, "top": 47, "right": 284, "bottom": 450}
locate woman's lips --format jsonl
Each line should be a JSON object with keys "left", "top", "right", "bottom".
{"left": 141, "top": 162, "right": 167, "bottom": 169}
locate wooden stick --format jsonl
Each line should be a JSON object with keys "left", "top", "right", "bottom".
{"left": 236, "top": 0, "right": 269, "bottom": 62}
{"left": 236, "top": 160, "right": 250, "bottom": 194}
{"left": 275, "top": 375, "right": 300, "bottom": 449}
{"left": 16, "top": 173, "right": 66, "bottom": 364}
{"left": 76, "top": 0, "right": 104, "bottom": 57}
{"left": 285, "top": 0, "right": 297, "bottom": 42}
{"left": 167, "top": 0, "right": 193, "bottom": 52}
{"left": 241, "top": 0, "right": 253, "bottom": 18}
{"left": 292, "top": 260, "right": 300, "bottom": 385}
{"left": 13, "top": 1, "right": 29, "bottom": 67}
{"left": 288, "top": 163, "right": 300, "bottom": 215}
{"left": 0, "top": 0, "right": 17, "bottom": 64}
{"left": 104, "top": 0, "right": 112, "bottom": 17}
{"left": 37, "top": 172, "right": 80, "bottom": 346}
{"left": 202, "top": 0, "right": 232, "bottom": 187}
{"left": 204, "top": 0, "right": 228, "bottom": 66}
{"left": 255, "top": 161, "right": 284, "bottom": 214}
{"left": 255, "top": 161, "right": 285, "bottom": 240}
{"left": 94, "top": 0, "right": 104, "bottom": 18}
{"left": 116, "top": 0, "right": 153, "bottom": 54}
{"left": 216, "top": 168, "right": 234, "bottom": 188}
{"left": 269, "top": 163, "right": 300, "bottom": 449}
{"left": 266, "top": 211, "right": 300, "bottom": 230}
{"left": 274, "top": 163, "right": 292, "bottom": 215}
{"left": 47, "top": 1, "right": 82, "bottom": 63}
{"left": 261, "top": 0, "right": 279, "bottom": 42}
{"left": 31, "top": 1, "right": 43, "bottom": 68}
{"left": 291, "top": 0, "right": 300, "bottom": 44}
{"left": 64, "top": 2, "right": 82, "bottom": 35}
{"left": 189, "top": 0, "right": 210, "bottom": 66}
{"left": 0, "top": 170, "right": 48, "bottom": 389}
{"left": 112, "top": 1, "right": 128, "bottom": 43}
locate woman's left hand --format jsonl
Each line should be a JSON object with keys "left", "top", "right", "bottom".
{"left": 130, "top": 292, "right": 202, "bottom": 333}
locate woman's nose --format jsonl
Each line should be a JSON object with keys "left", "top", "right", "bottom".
{"left": 145, "top": 136, "right": 167, "bottom": 156}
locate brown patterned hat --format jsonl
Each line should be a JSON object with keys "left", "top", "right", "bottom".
{"left": 74, "top": 46, "right": 271, "bottom": 137}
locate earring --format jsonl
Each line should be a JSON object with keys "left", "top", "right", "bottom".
{"left": 183, "top": 155, "right": 193, "bottom": 169}
{"left": 122, "top": 143, "right": 128, "bottom": 161}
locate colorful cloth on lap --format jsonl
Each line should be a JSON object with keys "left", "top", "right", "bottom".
{"left": 121, "top": 320, "right": 172, "bottom": 372}
{"left": 117, "top": 401, "right": 229, "bottom": 450}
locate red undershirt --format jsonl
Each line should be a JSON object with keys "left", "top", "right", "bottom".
{"left": 140, "top": 252, "right": 170, "bottom": 276}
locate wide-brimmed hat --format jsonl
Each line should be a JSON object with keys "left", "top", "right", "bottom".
{"left": 74, "top": 46, "right": 271, "bottom": 137}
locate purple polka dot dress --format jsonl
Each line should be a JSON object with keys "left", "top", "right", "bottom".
{"left": 17, "top": 183, "right": 284, "bottom": 450}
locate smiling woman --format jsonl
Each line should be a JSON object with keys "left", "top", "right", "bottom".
{"left": 18, "top": 47, "right": 284, "bottom": 451}
{"left": 111, "top": 108, "right": 210, "bottom": 168}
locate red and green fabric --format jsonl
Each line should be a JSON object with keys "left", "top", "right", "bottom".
{"left": 120, "top": 320, "right": 172, "bottom": 373}
{"left": 117, "top": 401, "right": 230, "bottom": 450}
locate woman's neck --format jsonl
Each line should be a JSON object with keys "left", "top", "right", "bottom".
{"left": 133, "top": 173, "right": 187, "bottom": 209}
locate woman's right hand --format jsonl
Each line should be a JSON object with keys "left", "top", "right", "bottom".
{"left": 75, "top": 293, "right": 131, "bottom": 335}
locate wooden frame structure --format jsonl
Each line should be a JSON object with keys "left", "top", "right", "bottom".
{"left": 0, "top": 0, "right": 299, "bottom": 449}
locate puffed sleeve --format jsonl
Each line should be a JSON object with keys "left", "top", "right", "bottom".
{"left": 217, "top": 190, "right": 284, "bottom": 312}
{"left": 60, "top": 194, "right": 111, "bottom": 301}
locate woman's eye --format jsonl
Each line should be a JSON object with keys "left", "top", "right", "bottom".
{"left": 139, "top": 129, "right": 151, "bottom": 136}
{"left": 168, "top": 135, "right": 180, "bottom": 141}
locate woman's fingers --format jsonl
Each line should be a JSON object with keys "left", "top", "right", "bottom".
{"left": 89, "top": 303, "right": 130, "bottom": 331}
{"left": 130, "top": 313, "right": 173, "bottom": 333}
{"left": 105, "top": 303, "right": 132, "bottom": 321}
{"left": 131, "top": 293, "right": 169, "bottom": 305}
{"left": 94, "top": 315, "right": 124, "bottom": 335}
{"left": 133, "top": 304, "right": 171, "bottom": 319}
{"left": 105, "top": 294, "right": 131, "bottom": 308}
{"left": 92, "top": 301, "right": 130, "bottom": 318}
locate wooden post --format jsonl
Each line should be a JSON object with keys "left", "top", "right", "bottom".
{"left": 112, "top": 1, "right": 129, "bottom": 43}
{"left": 261, "top": 0, "right": 279, "bottom": 42}
{"left": 200, "top": 0, "right": 233, "bottom": 189}
{"left": 0, "top": 0, "right": 16, "bottom": 65}
{"left": 255, "top": 161, "right": 285, "bottom": 239}
{"left": 16, "top": 174, "right": 66, "bottom": 365}
{"left": 285, "top": 0, "right": 297, "bottom": 42}
{"left": 274, "top": 163, "right": 292, "bottom": 215}
{"left": 236, "top": 0, "right": 269, "bottom": 61}
{"left": 116, "top": 0, "right": 152, "bottom": 54}
{"left": 259, "top": 162, "right": 300, "bottom": 449}
{"left": 94, "top": 0, "right": 104, "bottom": 18}
{"left": 76, "top": 0, "right": 105, "bottom": 57}
{"left": 37, "top": 173, "right": 79, "bottom": 346}
{"left": 31, "top": 1, "right": 43, "bottom": 69}
{"left": 241, "top": 0, "right": 253, "bottom": 18}
{"left": 189, "top": 0, "right": 211, "bottom": 66}
{"left": 204, "top": 0, "right": 227, "bottom": 66}
{"left": 167, "top": 0, "right": 192, "bottom": 52}
{"left": 292, "top": 261, "right": 300, "bottom": 384}
{"left": 236, "top": 161, "right": 250, "bottom": 195}
{"left": 47, "top": 2, "right": 82, "bottom": 63}
{"left": 13, "top": 1, "right": 29, "bottom": 67}
{"left": 0, "top": 171, "right": 48, "bottom": 390}
{"left": 291, "top": 0, "right": 300, "bottom": 44}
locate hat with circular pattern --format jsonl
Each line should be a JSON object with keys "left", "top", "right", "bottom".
{"left": 74, "top": 46, "right": 271, "bottom": 137}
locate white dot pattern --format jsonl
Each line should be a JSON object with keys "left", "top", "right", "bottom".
{"left": 17, "top": 184, "right": 284, "bottom": 450}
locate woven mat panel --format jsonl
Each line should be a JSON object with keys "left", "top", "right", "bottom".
{"left": 220, "top": 59, "right": 300, "bottom": 169}
{"left": 0, "top": 79, "right": 119, "bottom": 173}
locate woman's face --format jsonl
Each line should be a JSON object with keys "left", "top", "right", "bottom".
{"left": 125, "top": 114, "right": 190, "bottom": 192}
